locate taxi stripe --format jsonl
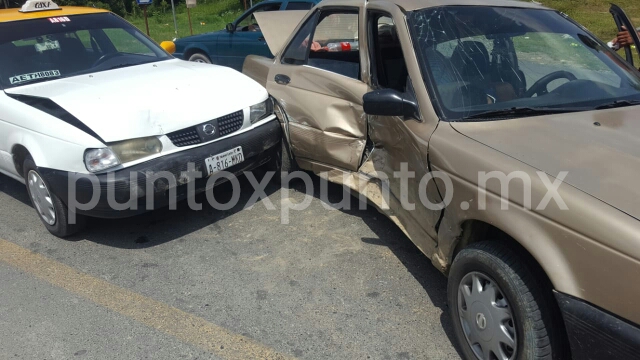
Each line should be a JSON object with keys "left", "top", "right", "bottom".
{"left": 0, "top": 238, "right": 294, "bottom": 360}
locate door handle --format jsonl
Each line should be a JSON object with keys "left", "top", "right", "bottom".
{"left": 258, "top": 37, "right": 265, "bottom": 41}
{"left": 275, "top": 74, "right": 290, "bottom": 85}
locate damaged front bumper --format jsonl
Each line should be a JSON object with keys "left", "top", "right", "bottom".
{"left": 39, "top": 119, "right": 282, "bottom": 218}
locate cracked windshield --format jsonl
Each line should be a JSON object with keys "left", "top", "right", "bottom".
{"left": 409, "top": 6, "right": 640, "bottom": 120}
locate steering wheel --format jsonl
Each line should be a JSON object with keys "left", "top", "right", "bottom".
{"left": 524, "top": 70, "right": 577, "bottom": 97}
{"left": 92, "top": 52, "right": 124, "bottom": 68}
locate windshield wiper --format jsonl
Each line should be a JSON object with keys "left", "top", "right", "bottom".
{"left": 104, "top": 63, "right": 136, "bottom": 71}
{"left": 463, "top": 107, "right": 577, "bottom": 120}
{"left": 594, "top": 100, "right": 640, "bottom": 110}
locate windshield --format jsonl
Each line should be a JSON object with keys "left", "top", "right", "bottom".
{"left": 408, "top": 6, "right": 640, "bottom": 121}
{"left": 0, "top": 13, "right": 170, "bottom": 89}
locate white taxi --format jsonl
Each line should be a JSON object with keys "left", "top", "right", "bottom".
{"left": 0, "top": 0, "right": 280, "bottom": 237}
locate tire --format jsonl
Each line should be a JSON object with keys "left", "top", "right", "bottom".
{"left": 188, "top": 52, "right": 211, "bottom": 64}
{"left": 448, "top": 241, "right": 565, "bottom": 360}
{"left": 23, "top": 157, "right": 85, "bottom": 238}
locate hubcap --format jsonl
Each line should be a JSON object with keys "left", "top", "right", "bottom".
{"left": 458, "top": 272, "right": 517, "bottom": 360}
{"left": 27, "top": 170, "right": 56, "bottom": 226}
{"left": 193, "top": 59, "right": 206, "bottom": 63}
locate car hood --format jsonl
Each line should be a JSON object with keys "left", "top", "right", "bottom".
{"left": 449, "top": 106, "right": 640, "bottom": 219}
{"left": 4, "top": 59, "right": 267, "bottom": 143}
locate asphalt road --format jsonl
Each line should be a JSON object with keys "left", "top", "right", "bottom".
{"left": 0, "top": 171, "right": 461, "bottom": 360}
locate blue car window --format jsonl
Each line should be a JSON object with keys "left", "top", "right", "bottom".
{"left": 285, "top": 2, "right": 313, "bottom": 10}
{"left": 237, "top": 3, "right": 282, "bottom": 31}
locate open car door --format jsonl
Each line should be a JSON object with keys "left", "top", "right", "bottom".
{"left": 255, "top": 9, "right": 368, "bottom": 171}
{"left": 610, "top": 4, "right": 640, "bottom": 68}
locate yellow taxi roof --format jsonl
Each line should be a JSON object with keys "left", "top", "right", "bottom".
{"left": 0, "top": 6, "right": 109, "bottom": 23}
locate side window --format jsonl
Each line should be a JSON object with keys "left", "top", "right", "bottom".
{"left": 237, "top": 3, "right": 282, "bottom": 31}
{"left": 307, "top": 11, "right": 360, "bottom": 79}
{"left": 370, "top": 13, "right": 408, "bottom": 92}
{"left": 282, "top": 12, "right": 319, "bottom": 65}
{"left": 285, "top": 1, "right": 313, "bottom": 10}
{"left": 75, "top": 30, "right": 93, "bottom": 50}
{"left": 102, "top": 28, "right": 155, "bottom": 55}
{"left": 282, "top": 9, "right": 360, "bottom": 80}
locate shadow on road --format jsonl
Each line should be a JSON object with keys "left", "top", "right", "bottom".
{"left": 1, "top": 170, "right": 461, "bottom": 355}
{"left": 307, "top": 175, "right": 462, "bottom": 358}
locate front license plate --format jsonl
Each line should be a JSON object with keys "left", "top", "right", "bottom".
{"left": 205, "top": 146, "right": 244, "bottom": 176}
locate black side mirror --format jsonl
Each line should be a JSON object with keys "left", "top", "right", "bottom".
{"left": 226, "top": 23, "right": 236, "bottom": 33}
{"left": 363, "top": 89, "right": 420, "bottom": 120}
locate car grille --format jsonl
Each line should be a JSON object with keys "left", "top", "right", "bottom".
{"left": 217, "top": 111, "right": 244, "bottom": 136}
{"left": 167, "top": 128, "right": 201, "bottom": 147}
{"left": 166, "top": 110, "right": 245, "bottom": 147}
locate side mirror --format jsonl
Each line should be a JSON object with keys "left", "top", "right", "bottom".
{"left": 363, "top": 89, "right": 420, "bottom": 120}
{"left": 226, "top": 23, "right": 236, "bottom": 33}
{"left": 159, "top": 41, "right": 176, "bottom": 54}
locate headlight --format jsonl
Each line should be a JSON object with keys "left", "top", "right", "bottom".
{"left": 84, "top": 148, "right": 120, "bottom": 173}
{"left": 84, "top": 137, "right": 162, "bottom": 173}
{"left": 110, "top": 136, "right": 163, "bottom": 163}
{"left": 250, "top": 98, "right": 274, "bottom": 124}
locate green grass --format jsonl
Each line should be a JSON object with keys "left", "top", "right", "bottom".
{"left": 126, "top": 0, "right": 245, "bottom": 42}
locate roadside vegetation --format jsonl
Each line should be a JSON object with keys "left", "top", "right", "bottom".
{"left": 126, "top": 0, "right": 246, "bottom": 41}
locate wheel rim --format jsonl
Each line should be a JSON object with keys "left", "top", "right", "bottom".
{"left": 27, "top": 170, "right": 56, "bottom": 226}
{"left": 457, "top": 271, "right": 517, "bottom": 360}
{"left": 192, "top": 58, "right": 207, "bottom": 63}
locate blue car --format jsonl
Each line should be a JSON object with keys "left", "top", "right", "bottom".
{"left": 173, "top": 0, "right": 320, "bottom": 71}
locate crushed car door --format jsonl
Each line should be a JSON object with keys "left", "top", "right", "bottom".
{"left": 261, "top": 8, "right": 368, "bottom": 171}
{"left": 362, "top": 11, "right": 442, "bottom": 251}
{"left": 610, "top": 4, "right": 640, "bottom": 68}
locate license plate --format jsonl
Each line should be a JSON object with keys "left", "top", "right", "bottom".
{"left": 205, "top": 147, "right": 244, "bottom": 176}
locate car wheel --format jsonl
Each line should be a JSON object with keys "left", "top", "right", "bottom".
{"left": 188, "top": 52, "right": 211, "bottom": 64}
{"left": 23, "top": 157, "right": 86, "bottom": 238}
{"left": 448, "top": 241, "right": 563, "bottom": 360}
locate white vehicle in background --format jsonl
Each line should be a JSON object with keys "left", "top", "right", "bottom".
{"left": 0, "top": 0, "right": 280, "bottom": 237}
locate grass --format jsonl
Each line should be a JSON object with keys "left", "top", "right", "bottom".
{"left": 125, "top": 0, "right": 640, "bottom": 64}
{"left": 126, "top": 0, "right": 245, "bottom": 42}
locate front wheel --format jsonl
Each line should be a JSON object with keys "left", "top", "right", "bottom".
{"left": 23, "top": 157, "right": 85, "bottom": 238}
{"left": 448, "top": 241, "right": 565, "bottom": 360}
{"left": 188, "top": 52, "right": 211, "bottom": 64}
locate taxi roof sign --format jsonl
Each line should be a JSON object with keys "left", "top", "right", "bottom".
{"left": 20, "top": 0, "right": 61, "bottom": 12}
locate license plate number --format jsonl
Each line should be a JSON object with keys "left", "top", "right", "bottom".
{"left": 205, "top": 147, "right": 244, "bottom": 176}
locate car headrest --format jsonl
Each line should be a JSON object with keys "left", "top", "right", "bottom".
{"left": 451, "top": 41, "right": 491, "bottom": 79}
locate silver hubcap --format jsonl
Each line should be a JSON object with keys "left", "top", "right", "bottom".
{"left": 27, "top": 170, "right": 56, "bottom": 226}
{"left": 458, "top": 272, "right": 517, "bottom": 360}
{"left": 193, "top": 59, "right": 207, "bottom": 63}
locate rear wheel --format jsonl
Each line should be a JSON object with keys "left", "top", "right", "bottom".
{"left": 448, "top": 241, "right": 565, "bottom": 360}
{"left": 23, "top": 157, "right": 85, "bottom": 238}
{"left": 188, "top": 52, "right": 211, "bottom": 64}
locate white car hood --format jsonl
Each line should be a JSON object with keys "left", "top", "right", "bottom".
{"left": 5, "top": 59, "right": 268, "bottom": 143}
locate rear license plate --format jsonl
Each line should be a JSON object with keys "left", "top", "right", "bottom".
{"left": 205, "top": 146, "right": 244, "bottom": 176}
